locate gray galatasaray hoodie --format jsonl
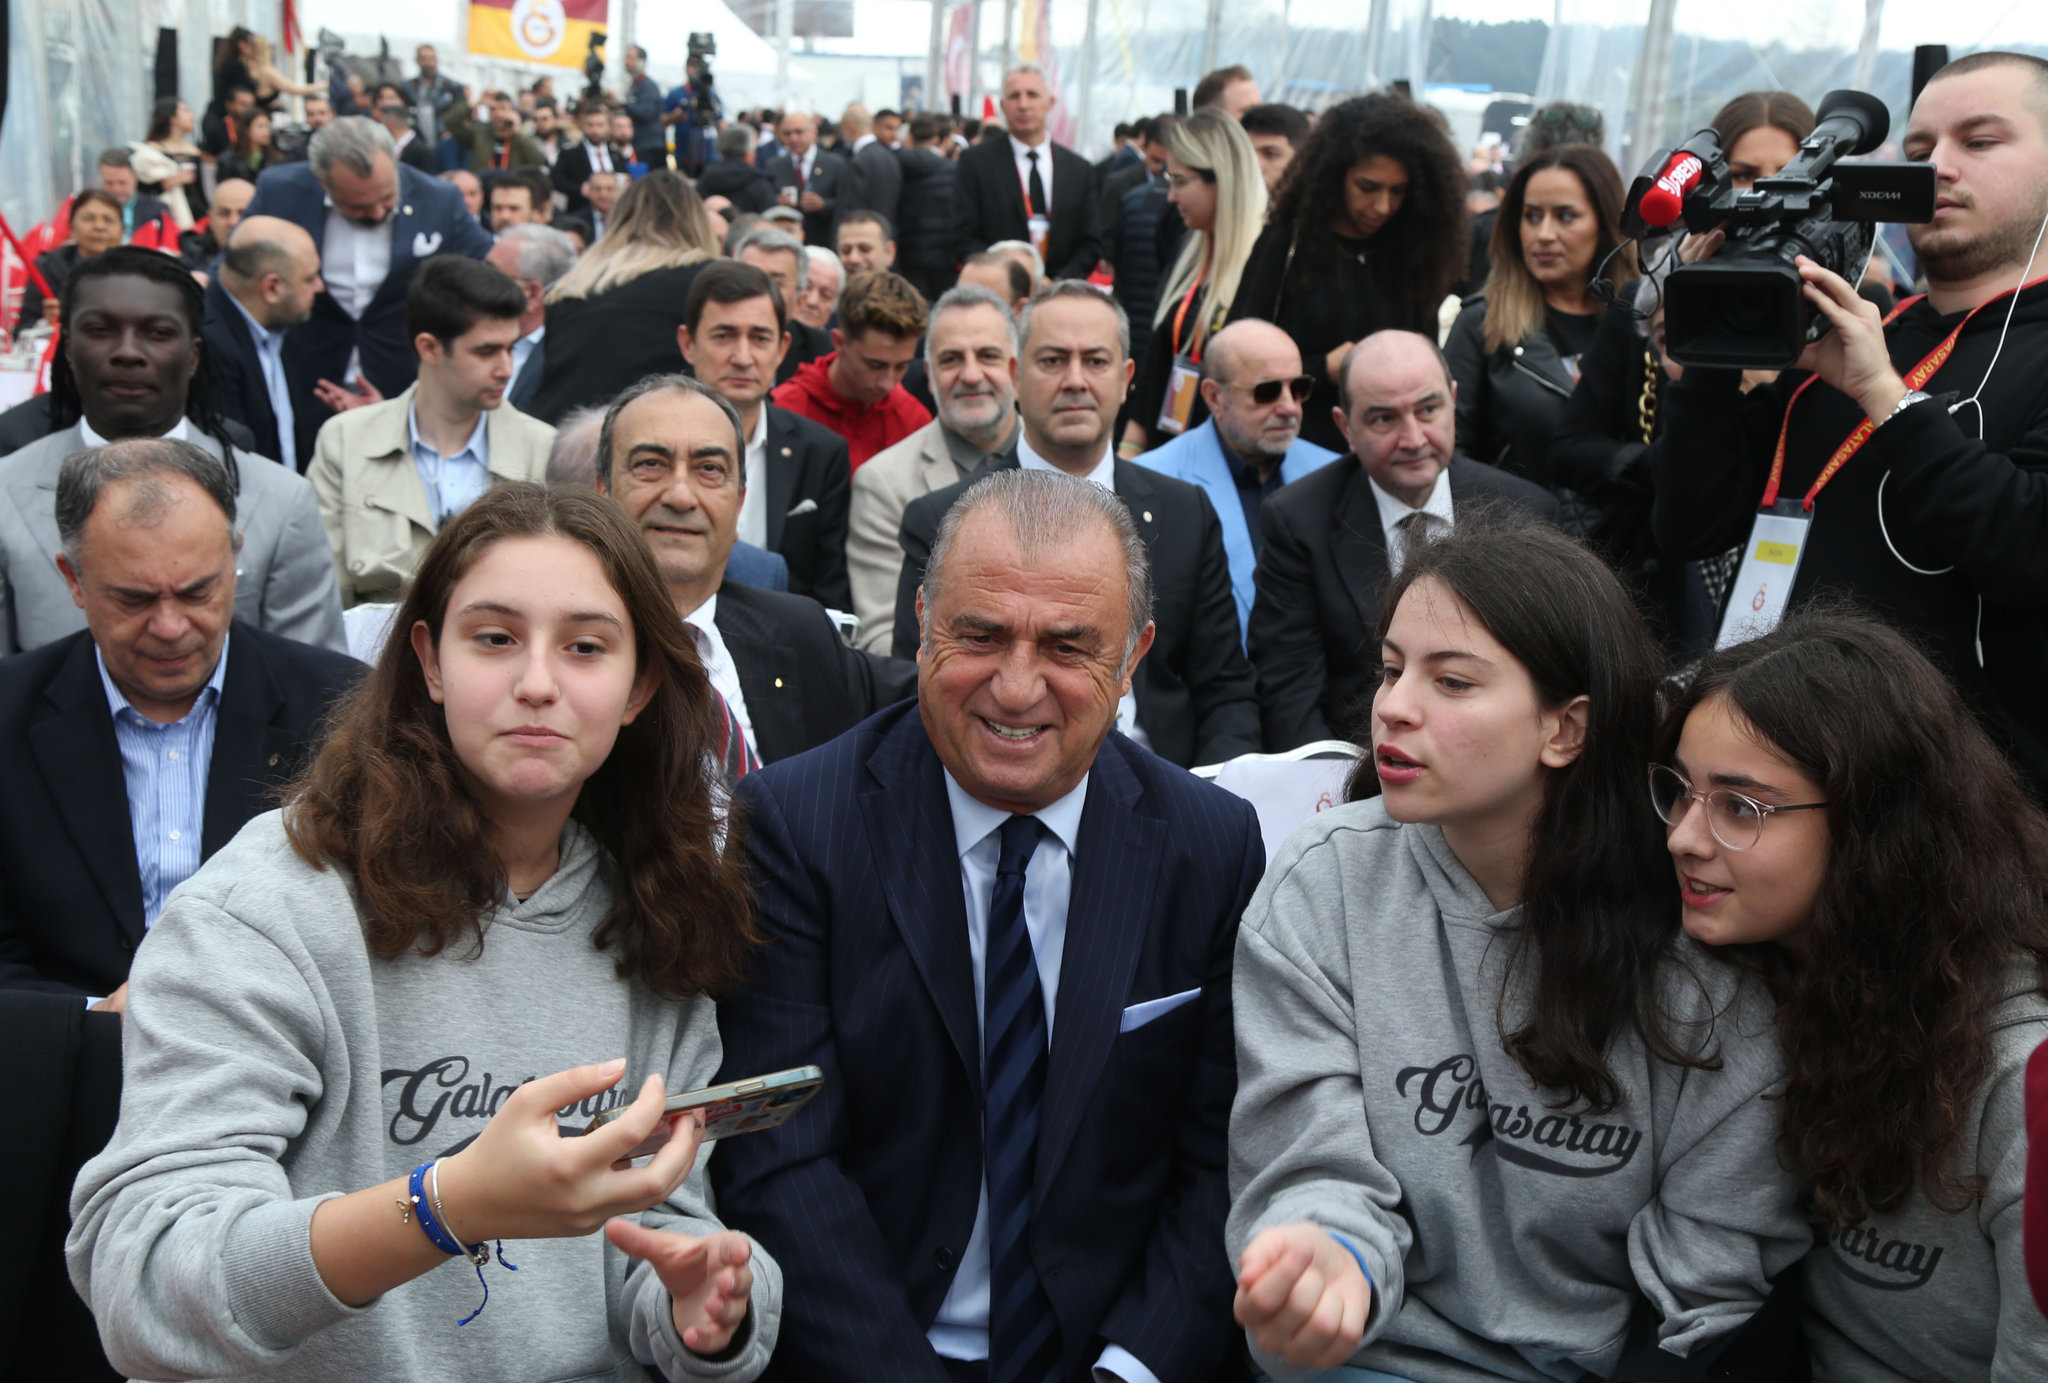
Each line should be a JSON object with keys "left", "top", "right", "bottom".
{"left": 1800, "top": 974, "right": 2048, "bottom": 1382}
{"left": 1226, "top": 799, "right": 1810, "bottom": 1383}
{"left": 68, "top": 810, "right": 783, "bottom": 1383}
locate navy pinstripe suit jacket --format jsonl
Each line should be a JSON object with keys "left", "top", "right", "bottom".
{"left": 711, "top": 700, "right": 1262, "bottom": 1381}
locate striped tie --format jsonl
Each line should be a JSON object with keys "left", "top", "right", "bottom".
{"left": 714, "top": 688, "right": 759, "bottom": 782}
{"left": 984, "top": 814, "right": 1061, "bottom": 1383}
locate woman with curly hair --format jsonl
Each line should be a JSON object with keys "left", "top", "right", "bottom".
{"left": 1227, "top": 92, "right": 1468, "bottom": 452}
{"left": 1657, "top": 608, "right": 2048, "bottom": 1379}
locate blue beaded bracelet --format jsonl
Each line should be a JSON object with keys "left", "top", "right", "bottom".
{"left": 405, "top": 1161, "right": 519, "bottom": 1325}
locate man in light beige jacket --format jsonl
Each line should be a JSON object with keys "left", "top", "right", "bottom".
{"left": 845, "top": 284, "right": 1020, "bottom": 652}
{"left": 309, "top": 257, "right": 555, "bottom": 606}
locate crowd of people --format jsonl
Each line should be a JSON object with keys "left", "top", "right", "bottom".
{"left": 1, "top": 28, "right": 2047, "bottom": 1383}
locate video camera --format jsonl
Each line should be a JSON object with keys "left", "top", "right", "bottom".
{"left": 685, "top": 32, "right": 719, "bottom": 125}
{"left": 1622, "top": 89, "right": 1936, "bottom": 369}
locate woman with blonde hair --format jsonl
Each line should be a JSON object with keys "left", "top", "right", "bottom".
{"left": 1444, "top": 143, "right": 1637, "bottom": 492}
{"left": 1122, "top": 107, "right": 1270, "bottom": 454}
{"left": 530, "top": 171, "right": 720, "bottom": 422}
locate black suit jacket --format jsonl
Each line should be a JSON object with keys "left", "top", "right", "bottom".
{"left": 551, "top": 140, "right": 622, "bottom": 215}
{"left": 712, "top": 582, "right": 915, "bottom": 765}
{"left": 848, "top": 140, "right": 903, "bottom": 226}
{"left": 776, "top": 320, "right": 833, "bottom": 387}
{"left": 711, "top": 701, "right": 1261, "bottom": 1382}
{"left": 766, "top": 149, "right": 852, "bottom": 247}
{"left": 396, "top": 135, "right": 436, "bottom": 174}
{"left": 507, "top": 335, "right": 546, "bottom": 414}
{"left": 0, "top": 623, "right": 363, "bottom": 996}
{"left": 530, "top": 262, "right": 707, "bottom": 424}
{"left": 202, "top": 278, "right": 286, "bottom": 466}
{"left": 952, "top": 137, "right": 1102, "bottom": 280}
{"left": 892, "top": 457, "right": 1261, "bottom": 769}
{"left": 763, "top": 405, "right": 853, "bottom": 611}
{"left": 1249, "top": 455, "right": 1562, "bottom": 750}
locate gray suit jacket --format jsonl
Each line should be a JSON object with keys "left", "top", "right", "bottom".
{"left": 0, "top": 426, "right": 348, "bottom": 656}
{"left": 846, "top": 418, "right": 962, "bottom": 654}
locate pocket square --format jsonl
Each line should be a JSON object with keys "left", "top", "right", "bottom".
{"left": 412, "top": 231, "right": 444, "bottom": 257}
{"left": 786, "top": 497, "right": 819, "bottom": 518}
{"left": 1119, "top": 987, "right": 1201, "bottom": 1033}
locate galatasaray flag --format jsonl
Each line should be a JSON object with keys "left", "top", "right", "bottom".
{"left": 469, "top": 0, "right": 609, "bottom": 69}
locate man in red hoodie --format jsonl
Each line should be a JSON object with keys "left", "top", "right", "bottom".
{"left": 771, "top": 269, "right": 932, "bottom": 468}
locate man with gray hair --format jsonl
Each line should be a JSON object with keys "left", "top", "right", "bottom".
{"left": 697, "top": 123, "right": 778, "bottom": 214}
{"left": 486, "top": 223, "right": 578, "bottom": 412}
{"left": 0, "top": 438, "right": 360, "bottom": 1005}
{"left": 243, "top": 114, "right": 493, "bottom": 461}
{"left": 713, "top": 462, "right": 1260, "bottom": 1383}
{"left": 952, "top": 65, "right": 1102, "bottom": 278}
{"left": 737, "top": 226, "right": 833, "bottom": 384}
{"left": 893, "top": 279, "right": 1259, "bottom": 770}
{"left": 850, "top": 283, "right": 1022, "bottom": 652}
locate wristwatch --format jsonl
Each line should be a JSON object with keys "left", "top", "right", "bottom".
{"left": 1878, "top": 389, "right": 1932, "bottom": 428}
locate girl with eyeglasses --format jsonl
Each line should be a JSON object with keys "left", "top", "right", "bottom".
{"left": 1121, "top": 108, "right": 1269, "bottom": 455}
{"left": 1228, "top": 517, "right": 1807, "bottom": 1381}
{"left": 1656, "top": 609, "right": 2048, "bottom": 1379}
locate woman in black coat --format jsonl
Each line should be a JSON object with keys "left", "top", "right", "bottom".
{"left": 1226, "top": 93, "right": 1466, "bottom": 453}
{"left": 529, "top": 172, "right": 718, "bottom": 425}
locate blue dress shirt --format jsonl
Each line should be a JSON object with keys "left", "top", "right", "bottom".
{"left": 407, "top": 403, "right": 493, "bottom": 528}
{"left": 96, "top": 634, "right": 229, "bottom": 930}
{"left": 226, "top": 291, "right": 297, "bottom": 468}
{"left": 932, "top": 770, "right": 1160, "bottom": 1383}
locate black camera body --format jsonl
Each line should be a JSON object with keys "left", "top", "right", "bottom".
{"left": 583, "top": 29, "right": 609, "bottom": 104}
{"left": 685, "top": 33, "right": 718, "bottom": 124}
{"left": 1626, "top": 90, "right": 1937, "bottom": 369}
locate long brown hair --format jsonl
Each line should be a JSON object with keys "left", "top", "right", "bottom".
{"left": 1663, "top": 609, "right": 2048, "bottom": 1226}
{"left": 1481, "top": 144, "right": 1635, "bottom": 354}
{"left": 1347, "top": 516, "right": 1708, "bottom": 1113}
{"left": 1709, "top": 90, "right": 1817, "bottom": 160}
{"left": 285, "top": 483, "right": 757, "bottom": 999}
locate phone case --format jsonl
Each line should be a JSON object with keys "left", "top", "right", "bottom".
{"left": 582, "top": 1066, "right": 824, "bottom": 1157}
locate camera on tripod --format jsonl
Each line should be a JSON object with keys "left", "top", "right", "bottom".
{"left": 686, "top": 32, "right": 719, "bottom": 124}
{"left": 1623, "top": 89, "right": 1937, "bottom": 369}
{"left": 583, "top": 29, "right": 609, "bottom": 104}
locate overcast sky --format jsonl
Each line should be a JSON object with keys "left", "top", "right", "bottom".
{"left": 1435, "top": 0, "right": 2045, "bottom": 50}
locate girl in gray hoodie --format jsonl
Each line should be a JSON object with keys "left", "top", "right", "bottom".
{"left": 1227, "top": 518, "right": 1809, "bottom": 1383}
{"left": 69, "top": 484, "right": 783, "bottom": 1382}
{"left": 1656, "top": 611, "right": 2048, "bottom": 1381}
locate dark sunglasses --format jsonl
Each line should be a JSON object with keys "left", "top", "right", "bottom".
{"left": 1538, "top": 104, "right": 1602, "bottom": 132}
{"left": 1238, "top": 375, "right": 1314, "bottom": 405}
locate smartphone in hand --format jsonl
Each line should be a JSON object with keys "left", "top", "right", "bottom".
{"left": 578, "top": 1066, "right": 825, "bottom": 1160}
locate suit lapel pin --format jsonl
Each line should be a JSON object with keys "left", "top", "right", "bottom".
{"left": 781, "top": 446, "right": 792, "bottom": 456}
{"left": 1142, "top": 511, "right": 1153, "bottom": 523}
{"left": 402, "top": 205, "right": 413, "bottom": 216}
{"left": 774, "top": 677, "right": 785, "bottom": 688}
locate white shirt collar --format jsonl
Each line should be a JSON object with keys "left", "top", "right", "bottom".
{"left": 852, "top": 133, "right": 877, "bottom": 153}
{"left": 943, "top": 767, "right": 1089, "bottom": 862}
{"left": 78, "top": 415, "right": 190, "bottom": 448}
{"left": 1009, "top": 132, "right": 1050, "bottom": 159}
{"left": 684, "top": 589, "right": 719, "bottom": 627}
{"left": 1016, "top": 430, "right": 1112, "bottom": 489}
{"left": 521, "top": 324, "right": 546, "bottom": 347}
{"left": 1368, "top": 463, "right": 1455, "bottom": 576}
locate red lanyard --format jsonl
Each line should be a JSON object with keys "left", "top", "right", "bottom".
{"left": 1763, "top": 276, "right": 2048, "bottom": 509}
{"left": 1170, "top": 259, "right": 1210, "bottom": 361}
{"left": 493, "top": 142, "right": 510, "bottom": 169}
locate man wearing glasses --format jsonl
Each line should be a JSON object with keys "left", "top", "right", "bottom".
{"left": 1132, "top": 320, "right": 1339, "bottom": 648}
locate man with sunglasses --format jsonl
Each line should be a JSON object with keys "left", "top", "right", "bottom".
{"left": 1133, "top": 320, "right": 1338, "bottom": 647}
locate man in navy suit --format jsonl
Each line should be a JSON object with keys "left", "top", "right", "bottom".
{"left": 712, "top": 466, "right": 1262, "bottom": 1383}
{"left": 243, "top": 116, "right": 493, "bottom": 465}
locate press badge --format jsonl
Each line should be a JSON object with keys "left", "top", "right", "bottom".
{"left": 1716, "top": 501, "right": 1811, "bottom": 649}
{"left": 1157, "top": 354, "right": 1201, "bottom": 435}
{"left": 1027, "top": 213, "right": 1051, "bottom": 259}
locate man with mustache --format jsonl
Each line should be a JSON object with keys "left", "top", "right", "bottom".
{"left": 850, "top": 284, "right": 1023, "bottom": 653}
{"left": 893, "top": 280, "right": 1259, "bottom": 770}
{"left": 1649, "top": 50, "right": 2048, "bottom": 799}
{"left": 595, "top": 374, "right": 912, "bottom": 766}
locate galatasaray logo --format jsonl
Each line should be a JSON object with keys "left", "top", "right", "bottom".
{"left": 511, "top": 0, "right": 568, "bottom": 60}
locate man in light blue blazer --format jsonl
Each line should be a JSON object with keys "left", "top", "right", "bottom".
{"left": 1132, "top": 319, "right": 1338, "bottom": 646}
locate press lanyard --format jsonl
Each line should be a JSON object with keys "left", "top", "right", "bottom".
{"left": 1170, "top": 260, "right": 1210, "bottom": 362}
{"left": 1762, "top": 277, "right": 2048, "bottom": 510}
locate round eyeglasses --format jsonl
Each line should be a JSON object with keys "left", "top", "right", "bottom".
{"left": 1647, "top": 764, "right": 1828, "bottom": 852}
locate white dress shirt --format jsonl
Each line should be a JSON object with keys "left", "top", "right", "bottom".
{"left": 509, "top": 325, "right": 546, "bottom": 396}
{"left": 1368, "top": 465, "right": 1456, "bottom": 578}
{"left": 1009, "top": 133, "right": 1054, "bottom": 216}
{"left": 931, "top": 772, "right": 1161, "bottom": 1383}
{"left": 792, "top": 144, "right": 817, "bottom": 185}
{"left": 583, "top": 138, "right": 614, "bottom": 175}
{"left": 224, "top": 291, "right": 297, "bottom": 466}
{"left": 735, "top": 406, "right": 770, "bottom": 550}
{"left": 319, "top": 200, "right": 392, "bottom": 321}
{"left": 406, "top": 403, "right": 492, "bottom": 528}
{"left": 78, "top": 416, "right": 189, "bottom": 448}
{"left": 1016, "top": 436, "right": 1145, "bottom": 747}
{"left": 680, "top": 593, "right": 758, "bottom": 760}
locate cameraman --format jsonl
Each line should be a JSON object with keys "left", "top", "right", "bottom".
{"left": 665, "top": 53, "right": 722, "bottom": 177}
{"left": 1650, "top": 51, "right": 2048, "bottom": 795}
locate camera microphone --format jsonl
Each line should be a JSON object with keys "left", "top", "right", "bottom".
{"left": 1639, "top": 151, "right": 1706, "bottom": 227}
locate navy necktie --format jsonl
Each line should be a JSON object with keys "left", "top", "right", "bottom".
{"left": 984, "top": 813, "right": 1061, "bottom": 1383}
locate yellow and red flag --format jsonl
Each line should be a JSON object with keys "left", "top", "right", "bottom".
{"left": 468, "top": 0, "right": 609, "bottom": 70}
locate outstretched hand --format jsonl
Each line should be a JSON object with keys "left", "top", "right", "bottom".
{"left": 606, "top": 1219, "right": 755, "bottom": 1356}
{"left": 1234, "top": 1222, "right": 1372, "bottom": 1370}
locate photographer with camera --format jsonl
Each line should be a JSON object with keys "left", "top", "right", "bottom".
{"left": 1649, "top": 51, "right": 2048, "bottom": 797}
{"left": 666, "top": 42, "right": 724, "bottom": 178}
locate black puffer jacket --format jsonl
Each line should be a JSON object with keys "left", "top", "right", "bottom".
{"left": 895, "top": 145, "right": 959, "bottom": 300}
{"left": 695, "top": 159, "right": 778, "bottom": 215}
{"left": 1113, "top": 176, "right": 1169, "bottom": 375}
{"left": 1443, "top": 296, "right": 1577, "bottom": 490}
